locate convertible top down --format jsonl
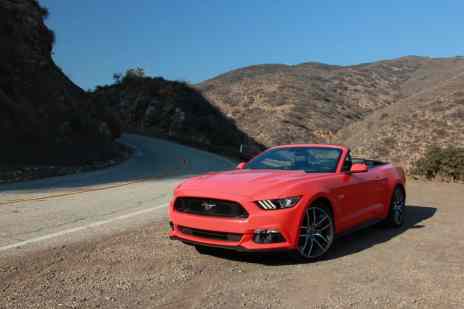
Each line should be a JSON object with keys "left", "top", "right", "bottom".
{"left": 168, "top": 144, "right": 406, "bottom": 260}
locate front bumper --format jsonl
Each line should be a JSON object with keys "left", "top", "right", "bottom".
{"left": 169, "top": 235, "right": 289, "bottom": 252}
{"left": 168, "top": 191, "right": 305, "bottom": 251}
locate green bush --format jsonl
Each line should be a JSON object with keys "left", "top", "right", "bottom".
{"left": 412, "top": 146, "right": 464, "bottom": 181}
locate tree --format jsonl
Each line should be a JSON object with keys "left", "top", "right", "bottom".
{"left": 112, "top": 73, "right": 122, "bottom": 84}
{"left": 123, "top": 67, "right": 145, "bottom": 81}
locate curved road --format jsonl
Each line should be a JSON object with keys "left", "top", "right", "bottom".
{"left": 0, "top": 134, "right": 235, "bottom": 254}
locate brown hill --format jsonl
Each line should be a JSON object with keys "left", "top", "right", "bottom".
{"left": 0, "top": 0, "right": 121, "bottom": 165}
{"left": 334, "top": 62, "right": 464, "bottom": 169}
{"left": 198, "top": 56, "right": 464, "bottom": 169}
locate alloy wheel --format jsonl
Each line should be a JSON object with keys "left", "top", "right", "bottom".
{"left": 297, "top": 206, "right": 334, "bottom": 259}
{"left": 392, "top": 188, "right": 405, "bottom": 225}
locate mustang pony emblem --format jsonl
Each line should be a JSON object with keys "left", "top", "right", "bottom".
{"left": 201, "top": 201, "right": 217, "bottom": 211}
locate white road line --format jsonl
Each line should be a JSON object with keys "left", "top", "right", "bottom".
{"left": 0, "top": 203, "right": 169, "bottom": 252}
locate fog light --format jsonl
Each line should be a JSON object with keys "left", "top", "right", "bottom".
{"left": 253, "top": 229, "right": 285, "bottom": 243}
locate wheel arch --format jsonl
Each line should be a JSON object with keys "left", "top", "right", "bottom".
{"left": 391, "top": 182, "right": 406, "bottom": 210}
{"left": 395, "top": 182, "right": 406, "bottom": 198}
{"left": 307, "top": 195, "right": 337, "bottom": 231}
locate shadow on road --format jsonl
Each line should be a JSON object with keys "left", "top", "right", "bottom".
{"left": 195, "top": 205, "right": 437, "bottom": 265}
{"left": 0, "top": 134, "right": 235, "bottom": 193}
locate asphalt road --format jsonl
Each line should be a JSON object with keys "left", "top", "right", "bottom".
{"left": 0, "top": 134, "right": 235, "bottom": 254}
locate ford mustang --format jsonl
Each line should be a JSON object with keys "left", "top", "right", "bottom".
{"left": 168, "top": 144, "right": 406, "bottom": 261}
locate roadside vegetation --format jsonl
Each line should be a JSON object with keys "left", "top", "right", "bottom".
{"left": 412, "top": 146, "right": 464, "bottom": 181}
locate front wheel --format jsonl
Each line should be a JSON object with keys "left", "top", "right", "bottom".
{"left": 293, "top": 203, "right": 335, "bottom": 261}
{"left": 384, "top": 186, "right": 406, "bottom": 227}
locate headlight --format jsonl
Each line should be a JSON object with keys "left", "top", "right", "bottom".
{"left": 256, "top": 196, "right": 301, "bottom": 210}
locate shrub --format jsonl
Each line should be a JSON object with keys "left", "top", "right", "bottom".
{"left": 45, "top": 28, "right": 55, "bottom": 49}
{"left": 34, "top": 1, "right": 50, "bottom": 19}
{"left": 112, "top": 73, "right": 122, "bottom": 84}
{"left": 412, "top": 146, "right": 464, "bottom": 181}
{"left": 103, "top": 110, "right": 122, "bottom": 139}
{"left": 121, "top": 67, "right": 146, "bottom": 84}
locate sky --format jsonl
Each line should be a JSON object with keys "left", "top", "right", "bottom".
{"left": 41, "top": 0, "right": 464, "bottom": 90}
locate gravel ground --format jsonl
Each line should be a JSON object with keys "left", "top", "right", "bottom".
{"left": 1, "top": 181, "right": 463, "bottom": 309}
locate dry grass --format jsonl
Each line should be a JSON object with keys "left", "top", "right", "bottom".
{"left": 198, "top": 56, "right": 464, "bottom": 171}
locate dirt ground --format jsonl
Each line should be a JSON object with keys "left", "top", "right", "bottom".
{"left": 1, "top": 181, "right": 463, "bottom": 309}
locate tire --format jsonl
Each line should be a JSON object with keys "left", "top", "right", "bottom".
{"left": 384, "top": 186, "right": 406, "bottom": 227}
{"left": 291, "top": 202, "right": 335, "bottom": 262}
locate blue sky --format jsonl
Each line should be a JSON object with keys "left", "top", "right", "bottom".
{"left": 42, "top": 0, "right": 464, "bottom": 90}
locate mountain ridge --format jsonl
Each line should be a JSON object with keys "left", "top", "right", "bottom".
{"left": 197, "top": 56, "right": 464, "bottom": 169}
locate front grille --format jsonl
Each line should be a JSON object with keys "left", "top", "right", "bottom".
{"left": 178, "top": 226, "right": 242, "bottom": 242}
{"left": 174, "top": 197, "right": 248, "bottom": 218}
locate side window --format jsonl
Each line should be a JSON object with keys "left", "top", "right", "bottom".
{"left": 342, "top": 152, "right": 352, "bottom": 172}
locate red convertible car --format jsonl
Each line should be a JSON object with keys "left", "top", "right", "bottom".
{"left": 169, "top": 144, "right": 406, "bottom": 260}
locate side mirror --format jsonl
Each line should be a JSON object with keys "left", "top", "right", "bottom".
{"left": 236, "top": 162, "right": 246, "bottom": 169}
{"left": 350, "top": 163, "right": 368, "bottom": 173}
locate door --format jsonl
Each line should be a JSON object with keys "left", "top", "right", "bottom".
{"left": 367, "top": 166, "right": 390, "bottom": 218}
{"left": 333, "top": 153, "right": 376, "bottom": 231}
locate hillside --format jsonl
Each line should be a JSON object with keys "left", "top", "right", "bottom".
{"left": 334, "top": 67, "right": 464, "bottom": 169}
{"left": 91, "top": 70, "right": 262, "bottom": 159}
{"left": 198, "top": 56, "right": 464, "bottom": 169}
{"left": 0, "top": 0, "right": 121, "bottom": 166}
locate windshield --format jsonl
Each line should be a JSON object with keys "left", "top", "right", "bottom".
{"left": 246, "top": 147, "right": 342, "bottom": 173}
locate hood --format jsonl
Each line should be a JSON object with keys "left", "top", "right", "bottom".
{"left": 177, "top": 169, "right": 331, "bottom": 198}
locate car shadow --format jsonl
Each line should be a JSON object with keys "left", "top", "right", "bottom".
{"left": 196, "top": 205, "right": 437, "bottom": 265}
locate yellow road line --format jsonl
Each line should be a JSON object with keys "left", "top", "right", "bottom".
{"left": 0, "top": 158, "right": 190, "bottom": 206}
{"left": 0, "top": 179, "right": 148, "bottom": 206}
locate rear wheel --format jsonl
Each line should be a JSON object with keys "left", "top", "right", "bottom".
{"left": 293, "top": 203, "right": 335, "bottom": 261}
{"left": 385, "top": 186, "right": 406, "bottom": 227}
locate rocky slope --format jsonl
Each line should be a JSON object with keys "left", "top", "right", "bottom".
{"left": 0, "top": 0, "right": 121, "bottom": 166}
{"left": 91, "top": 73, "right": 262, "bottom": 159}
{"left": 334, "top": 65, "right": 464, "bottom": 169}
{"left": 198, "top": 56, "right": 464, "bottom": 169}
